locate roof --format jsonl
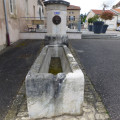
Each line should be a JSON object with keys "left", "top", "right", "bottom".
{"left": 92, "top": 10, "right": 116, "bottom": 15}
{"left": 44, "top": 0, "right": 70, "bottom": 7}
{"left": 113, "top": 9, "right": 120, "bottom": 13}
{"left": 67, "top": 5, "right": 81, "bottom": 10}
{"left": 113, "top": 1, "right": 120, "bottom": 8}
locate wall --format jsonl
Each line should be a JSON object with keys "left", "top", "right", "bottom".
{"left": 116, "top": 14, "right": 120, "bottom": 27}
{"left": 0, "top": 0, "right": 6, "bottom": 50}
{"left": 19, "top": 32, "right": 82, "bottom": 40}
{"left": 0, "top": 0, "right": 41, "bottom": 51}
{"left": 105, "top": 16, "right": 117, "bottom": 30}
{"left": 84, "top": 10, "right": 95, "bottom": 28}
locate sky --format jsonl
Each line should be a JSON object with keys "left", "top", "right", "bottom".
{"left": 66, "top": 0, "right": 120, "bottom": 14}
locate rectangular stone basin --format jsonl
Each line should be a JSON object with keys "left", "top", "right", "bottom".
{"left": 25, "top": 45, "right": 84, "bottom": 119}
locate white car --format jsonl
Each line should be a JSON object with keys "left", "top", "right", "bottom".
{"left": 116, "top": 26, "right": 120, "bottom": 31}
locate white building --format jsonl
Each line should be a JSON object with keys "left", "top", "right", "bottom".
{"left": 111, "top": 8, "right": 120, "bottom": 27}
{"left": 84, "top": 9, "right": 117, "bottom": 30}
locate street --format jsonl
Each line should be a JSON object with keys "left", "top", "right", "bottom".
{"left": 70, "top": 39, "right": 120, "bottom": 120}
{"left": 0, "top": 40, "right": 43, "bottom": 120}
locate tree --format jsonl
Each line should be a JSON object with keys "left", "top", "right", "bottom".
{"left": 100, "top": 11, "right": 113, "bottom": 20}
{"left": 80, "top": 14, "right": 87, "bottom": 24}
{"left": 88, "top": 17, "right": 93, "bottom": 24}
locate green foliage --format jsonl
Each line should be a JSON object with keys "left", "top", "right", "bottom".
{"left": 80, "top": 14, "right": 87, "bottom": 24}
{"left": 88, "top": 15, "right": 99, "bottom": 24}
{"left": 93, "top": 15, "right": 99, "bottom": 21}
{"left": 88, "top": 17, "right": 93, "bottom": 23}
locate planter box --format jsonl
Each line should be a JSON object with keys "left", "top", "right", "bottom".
{"left": 101, "top": 25, "right": 108, "bottom": 33}
{"left": 88, "top": 25, "right": 93, "bottom": 31}
{"left": 93, "top": 21, "right": 104, "bottom": 34}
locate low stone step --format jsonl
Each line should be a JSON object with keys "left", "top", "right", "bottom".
{"left": 82, "top": 34, "right": 118, "bottom": 39}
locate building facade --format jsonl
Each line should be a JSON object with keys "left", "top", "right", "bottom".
{"left": 111, "top": 9, "right": 120, "bottom": 27}
{"left": 113, "top": 1, "right": 120, "bottom": 9}
{"left": 67, "top": 5, "right": 81, "bottom": 29}
{"left": 0, "top": 0, "right": 43, "bottom": 51}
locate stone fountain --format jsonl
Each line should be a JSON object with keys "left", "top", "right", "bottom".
{"left": 44, "top": 0, "right": 69, "bottom": 45}
{"left": 25, "top": 0, "right": 84, "bottom": 119}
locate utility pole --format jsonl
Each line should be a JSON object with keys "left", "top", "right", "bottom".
{"left": 3, "top": 0, "right": 10, "bottom": 46}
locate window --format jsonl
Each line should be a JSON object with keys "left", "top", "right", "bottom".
{"left": 39, "top": 7, "right": 41, "bottom": 19}
{"left": 33, "top": 6, "right": 35, "bottom": 18}
{"left": 74, "top": 16, "right": 75, "bottom": 21}
{"left": 69, "top": 16, "right": 70, "bottom": 21}
{"left": 25, "top": 0, "right": 28, "bottom": 17}
{"left": 9, "top": 0, "right": 16, "bottom": 15}
{"left": 69, "top": 11, "right": 74, "bottom": 14}
{"left": 69, "top": 16, "right": 74, "bottom": 21}
{"left": 10, "top": 0, "right": 14, "bottom": 13}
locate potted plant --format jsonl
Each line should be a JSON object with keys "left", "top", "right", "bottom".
{"left": 100, "top": 11, "right": 114, "bottom": 33}
{"left": 93, "top": 15, "right": 104, "bottom": 34}
{"left": 88, "top": 17, "right": 93, "bottom": 31}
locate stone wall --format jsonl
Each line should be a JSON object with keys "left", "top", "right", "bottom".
{"left": 19, "top": 32, "right": 82, "bottom": 40}
{"left": 84, "top": 10, "right": 95, "bottom": 28}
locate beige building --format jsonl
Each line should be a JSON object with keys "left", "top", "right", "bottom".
{"left": 0, "top": 0, "right": 44, "bottom": 51}
{"left": 67, "top": 5, "right": 81, "bottom": 29}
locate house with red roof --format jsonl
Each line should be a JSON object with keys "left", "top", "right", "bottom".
{"left": 85, "top": 9, "right": 118, "bottom": 30}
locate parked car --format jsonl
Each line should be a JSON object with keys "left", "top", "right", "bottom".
{"left": 116, "top": 26, "right": 120, "bottom": 31}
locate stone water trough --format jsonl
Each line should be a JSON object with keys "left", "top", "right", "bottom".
{"left": 25, "top": 45, "right": 84, "bottom": 119}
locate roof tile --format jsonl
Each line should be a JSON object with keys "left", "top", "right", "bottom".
{"left": 113, "top": 9, "right": 120, "bottom": 13}
{"left": 67, "top": 5, "right": 81, "bottom": 10}
{"left": 92, "top": 10, "right": 116, "bottom": 15}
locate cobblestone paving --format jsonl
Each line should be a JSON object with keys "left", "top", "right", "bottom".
{"left": 4, "top": 44, "right": 110, "bottom": 120}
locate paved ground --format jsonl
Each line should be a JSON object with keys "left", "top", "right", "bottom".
{"left": 70, "top": 39, "right": 120, "bottom": 120}
{"left": 0, "top": 40, "right": 44, "bottom": 120}
{"left": 4, "top": 44, "right": 109, "bottom": 120}
{"left": 81, "top": 29, "right": 120, "bottom": 36}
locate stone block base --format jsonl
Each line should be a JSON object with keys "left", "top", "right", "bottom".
{"left": 44, "top": 35, "right": 68, "bottom": 46}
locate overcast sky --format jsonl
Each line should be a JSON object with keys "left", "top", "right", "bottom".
{"left": 67, "top": 0, "right": 120, "bottom": 14}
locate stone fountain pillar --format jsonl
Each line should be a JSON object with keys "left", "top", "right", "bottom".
{"left": 44, "top": 0, "right": 70, "bottom": 45}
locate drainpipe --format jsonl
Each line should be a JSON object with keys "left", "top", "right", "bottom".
{"left": 3, "top": 0, "right": 10, "bottom": 46}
